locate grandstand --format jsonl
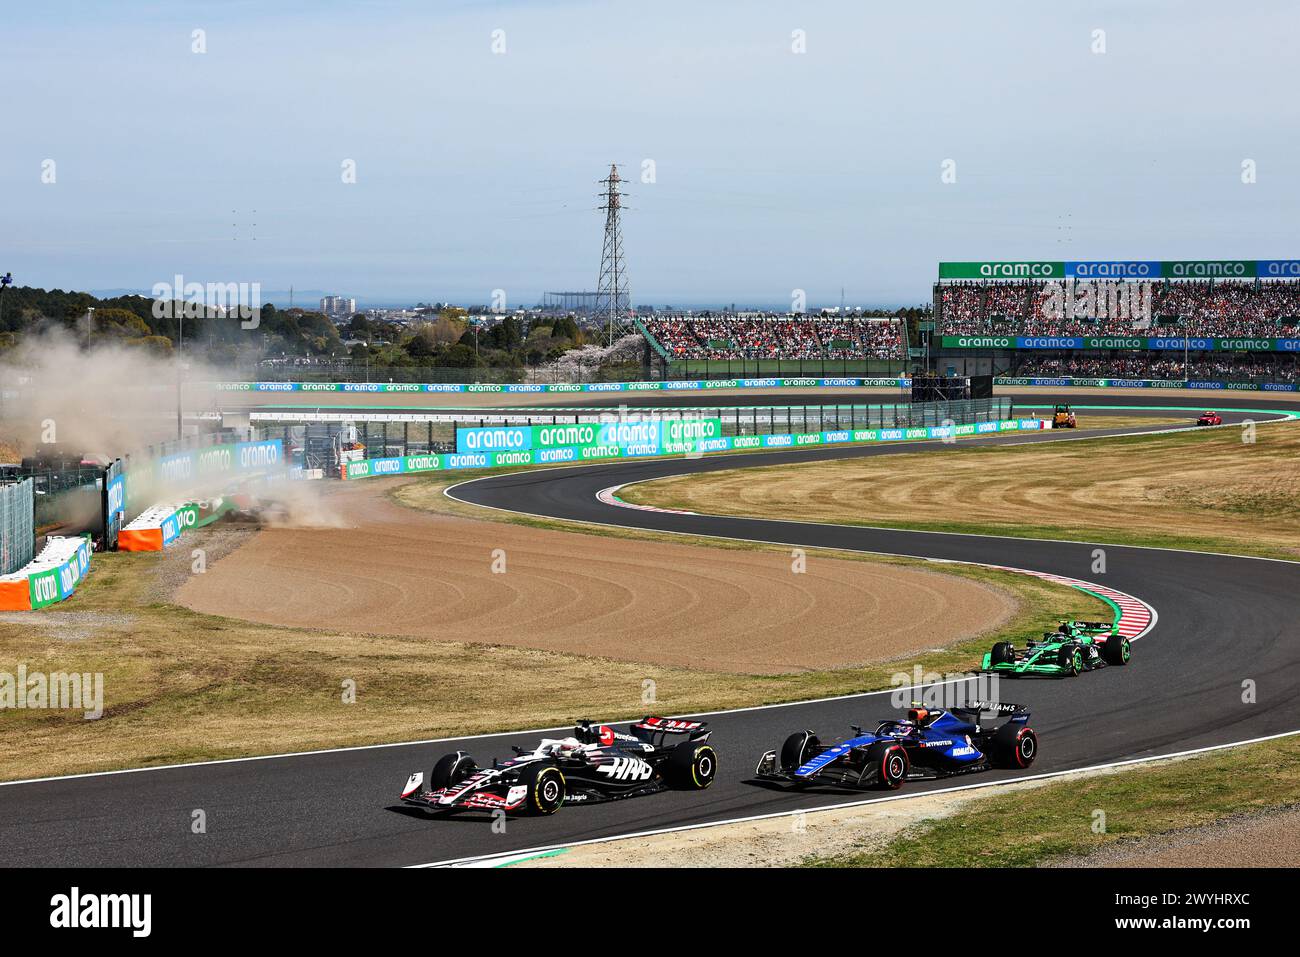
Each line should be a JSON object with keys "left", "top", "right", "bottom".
{"left": 931, "top": 261, "right": 1300, "bottom": 384}
{"left": 637, "top": 314, "right": 908, "bottom": 378}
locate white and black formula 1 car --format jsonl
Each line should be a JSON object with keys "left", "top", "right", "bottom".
{"left": 399, "top": 717, "right": 717, "bottom": 816}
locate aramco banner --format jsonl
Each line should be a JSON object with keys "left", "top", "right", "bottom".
{"left": 456, "top": 419, "right": 724, "bottom": 456}
{"left": 939, "top": 260, "right": 1300, "bottom": 280}
{"left": 940, "top": 336, "right": 1300, "bottom": 352}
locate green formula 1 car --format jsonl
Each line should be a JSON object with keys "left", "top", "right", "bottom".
{"left": 981, "top": 620, "right": 1132, "bottom": 677}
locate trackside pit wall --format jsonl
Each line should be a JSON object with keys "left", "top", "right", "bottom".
{"left": 341, "top": 418, "right": 1051, "bottom": 480}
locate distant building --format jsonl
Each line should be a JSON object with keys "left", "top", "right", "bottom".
{"left": 320, "top": 295, "right": 356, "bottom": 318}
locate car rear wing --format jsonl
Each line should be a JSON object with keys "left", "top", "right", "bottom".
{"left": 956, "top": 700, "right": 1030, "bottom": 724}
{"left": 631, "top": 716, "right": 710, "bottom": 746}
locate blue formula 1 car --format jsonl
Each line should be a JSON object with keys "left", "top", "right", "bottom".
{"left": 754, "top": 702, "right": 1038, "bottom": 791}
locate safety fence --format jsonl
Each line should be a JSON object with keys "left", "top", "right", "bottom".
{"left": 0, "top": 479, "right": 35, "bottom": 576}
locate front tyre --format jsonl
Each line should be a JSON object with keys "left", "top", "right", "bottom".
{"left": 667, "top": 742, "right": 718, "bottom": 790}
{"left": 780, "top": 731, "right": 820, "bottom": 772}
{"left": 1058, "top": 645, "right": 1083, "bottom": 677}
{"left": 1101, "top": 635, "right": 1131, "bottom": 666}
{"left": 989, "top": 642, "right": 1015, "bottom": 666}
{"left": 521, "top": 763, "right": 566, "bottom": 815}
{"left": 429, "top": 751, "right": 477, "bottom": 790}
{"left": 864, "top": 741, "right": 909, "bottom": 790}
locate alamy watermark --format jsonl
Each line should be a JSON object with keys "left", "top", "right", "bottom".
{"left": 890, "top": 665, "right": 1000, "bottom": 710}
{"left": 1, "top": 665, "right": 103, "bottom": 719}
{"left": 1039, "top": 278, "right": 1153, "bottom": 323}
{"left": 151, "top": 274, "right": 261, "bottom": 329}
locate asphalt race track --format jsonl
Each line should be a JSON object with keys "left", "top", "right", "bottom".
{"left": 0, "top": 396, "right": 1296, "bottom": 867}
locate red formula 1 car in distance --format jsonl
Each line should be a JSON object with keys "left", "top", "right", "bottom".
{"left": 1197, "top": 411, "right": 1223, "bottom": 426}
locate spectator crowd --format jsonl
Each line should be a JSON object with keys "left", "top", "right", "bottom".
{"left": 1010, "top": 354, "right": 1300, "bottom": 384}
{"left": 641, "top": 315, "right": 905, "bottom": 360}
{"left": 939, "top": 280, "right": 1300, "bottom": 339}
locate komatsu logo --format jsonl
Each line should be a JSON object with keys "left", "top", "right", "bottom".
{"left": 596, "top": 757, "right": 654, "bottom": 781}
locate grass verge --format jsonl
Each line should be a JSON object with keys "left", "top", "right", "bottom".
{"left": 809, "top": 733, "right": 1300, "bottom": 867}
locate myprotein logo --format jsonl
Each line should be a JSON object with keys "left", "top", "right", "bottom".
{"left": 151, "top": 274, "right": 261, "bottom": 329}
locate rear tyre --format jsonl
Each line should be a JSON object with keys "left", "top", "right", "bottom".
{"left": 667, "top": 742, "right": 718, "bottom": 790}
{"left": 780, "top": 731, "right": 820, "bottom": 772}
{"left": 864, "top": 741, "right": 909, "bottom": 790}
{"left": 1058, "top": 645, "right": 1083, "bottom": 677}
{"left": 990, "top": 642, "right": 1015, "bottom": 666}
{"left": 1101, "top": 635, "right": 1131, "bottom": 666}
{"left": 991, "top": 724, "right": 1038, "bottom": 768}
{"left": 429, "top": 752, "right": 477, "bottom": 790}
{"left": 521, "top": 763, "right": 566, "bottom": 815}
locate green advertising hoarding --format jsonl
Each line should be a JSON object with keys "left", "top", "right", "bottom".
{"left": 456, "top": 419, "right": 723, "bottom": 455}
{"left": 938, "top": 262, "right": 1066, "bottom": 280}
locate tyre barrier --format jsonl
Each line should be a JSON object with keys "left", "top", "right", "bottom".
{"left": 117, "top": 498, "right": 235, "bottom": 552}
{"left": 0, "top": 536, "right": 92, "bottom": 611}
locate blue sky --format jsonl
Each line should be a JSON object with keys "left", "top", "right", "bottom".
{"left": 1, "top": 1, "right": 1297, "bottom": 307}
